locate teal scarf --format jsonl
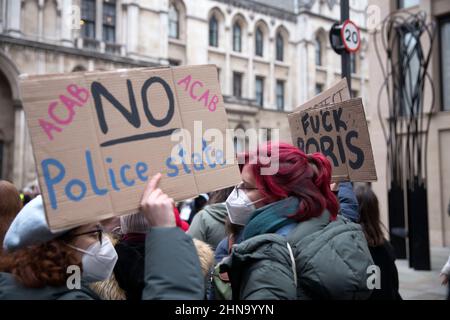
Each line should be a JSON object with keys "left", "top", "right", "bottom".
{"left": 243, "top": 197, "right": 299, "bottom": 240}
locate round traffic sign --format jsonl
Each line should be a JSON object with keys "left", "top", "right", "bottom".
{"left": 340, "top": 19, "right": 361, "bottom": 53}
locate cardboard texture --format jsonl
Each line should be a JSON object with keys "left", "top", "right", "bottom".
{"left": 293, "top": 78, "right": 351, "bottom": 112}
{"left": 20, "top": 65, "right": 241, "bottom": 231}
{"left": 288, "top": 79, "right": 377, "bottom": 182}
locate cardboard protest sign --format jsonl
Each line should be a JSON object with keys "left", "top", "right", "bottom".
{"left": 288, "top": 81, "right": 377, "bottom": 182}
{"left": 293, "top": 78, "right": 351, "bottom": 112}
{"left": 20, "top": 65, "right": 241, "bottom": 231}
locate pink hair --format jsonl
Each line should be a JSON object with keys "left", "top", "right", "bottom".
{"left": 240, "top": 142, "right": 339, "bottom": 222}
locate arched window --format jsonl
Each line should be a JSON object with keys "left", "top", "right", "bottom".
{"left": 169, "top": 3, "right": 179, "bottom": 39}
{"left": 233, "top": 22, "right": 242, "bottom": 52}
{"left": 315, "top": 37, "right": 322, "bottom": 66}
{"left": 209, "top": 15, "right": 218, "bottom": 47}
{"left": 276, "top": 32, "right": 284, "bottom": 61}
{"left": 255, "top": 27, "right": 263, "bottom": 57}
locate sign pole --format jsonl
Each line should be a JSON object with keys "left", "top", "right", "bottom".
{"left": 341, "top": 0, "right": 352, "bottom": 94}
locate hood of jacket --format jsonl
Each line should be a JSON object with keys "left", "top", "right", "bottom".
{"left": 202, "top": 203, "right": 228, "bottom": 224}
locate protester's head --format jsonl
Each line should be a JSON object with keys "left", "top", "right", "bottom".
{"left": 193, "top": 194, "right": 208, "bottom": 212}
{"left": 0, "top": 196, "right": 118, "bottom": 288}
{"left": 226, "top": 142, "right": 338, "bottom": 227}
{"left": 208, "top": 186, "right": 234, "bottom": 205}
{"left": 0, "top": 180, "right": 22, "bottom": 252}
{"left": 355, "top": 184, "right": 385, "bottom": 247}
{"left": 20, "top": 192, "right": 32, "bottom": 206}
{"left": 101, "top": 216, "right": 122, "bottom": 239}
{"left": 120, "top": 213, "right": 149, "bottom": 234}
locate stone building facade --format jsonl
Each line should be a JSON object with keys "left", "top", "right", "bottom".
{"left": 0, "top": 0, "right": 369, "bottom": 190}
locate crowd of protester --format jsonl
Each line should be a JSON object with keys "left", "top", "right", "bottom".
{"left": 0, "top": 142, "right": 448, "bottom": 300}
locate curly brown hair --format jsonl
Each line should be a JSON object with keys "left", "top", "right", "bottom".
{"left": 0, "top": 238, "right": 82, "bottom": 288}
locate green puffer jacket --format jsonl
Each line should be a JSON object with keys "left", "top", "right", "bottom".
{"left": 221, "top": 211, "right": 374, "bottom": 300}
{"left": 187, "top": 203, "right": 228, "bottom": 250}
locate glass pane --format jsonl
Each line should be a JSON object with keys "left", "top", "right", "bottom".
{"left": 209, "top": 16, "right": 218, "bottom": 47}
{"left": 276, "top": 81, "right": 284, "bottom": 110}
{"left": 82, "top": 21, "right": 95, "bottom": 39}
{"left": 82, "top": 0, "right": 96, "bottom": 20}
{"left": 255, "top": 28, "right": 263, "bottom": 56}
{"left": 169, "top": 4, "right": 179, "bottom": 39}
{"left": 233, "top": 73, "right": 242, "bottom": 97}
{"left": 169, "top": 4, "right": 178, "bottom": 20}
{"left": 233, "top": 23, "right": 241, "bottom": 52}
{"left": 399, "top": 0, "right": 420, "bottom": 9}
{"left": 103, "top": 2, "right": 116, "bottom": 26}
{"left": 103, "top": 26, "right": 115, "bottom": 43}
{"left": 255, "top": 77, "right": 264, "bottom": 107}
{"left": 441, "top": 20, "right": 450, "bottom": 111}
{"left": 169, "top": 21, "right": 178, "bottom": 39}
{"left": 315, "top": 39, "right": 322, "bottom": 66}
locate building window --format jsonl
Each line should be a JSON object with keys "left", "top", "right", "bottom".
{"left": 102, "top": 0, "right": 116, "bottom": 43}
{"left": 209, "top": 15, "right": 218, "bottom": 47}
{"left": 315, "top": 37, "right": 322, "bottom": 66}
{"left": 169, "top": 3, "right": 179, "bottom": 39}
{"left": 276, "top": 80, "right": 285, "bottom": 111}
{"left": 233, "top": 22, "right": 242, "bottom": 52}
{"left": 440, "top": 17, "right": 450, "bottom": 111}
{"left": 255, "top": 76, "right": 264, "bottom": 107}
{"left": 315, "top": 83, "right": 324, "bottom": 95}
{"left": 81, "top": 0, "right": 96, "bottom": 39}
{"left": 255, "top": 27, "right": 263, "bottom": 57}
{"left": 276, "top": 32, "right": 284, "bottom": 61}
{"left": 398, "top": 0, "right": 420, "bottom": 9}
{"left": 233, "top": 72, "right": 243, "bottom": 98}
{"left": 350, "top": 54, "right": 357, "bottom": 74}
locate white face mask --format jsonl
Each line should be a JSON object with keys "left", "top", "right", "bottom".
{"left": 67, "top": 235, "right": 118, "bottom": 283}
{"left": 225, "top": 187, "right": 265, "bottom": 226}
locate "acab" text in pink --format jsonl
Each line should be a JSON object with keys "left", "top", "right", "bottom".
{"left": 177, "top": 74, "right": 219, "bottom": 112}
{"left": 39, "top": 84, "right": 89, "bottom": 141}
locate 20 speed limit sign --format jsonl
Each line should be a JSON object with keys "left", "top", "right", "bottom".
{"left": 340, "top": 19, "right": 361, "bottom": 53}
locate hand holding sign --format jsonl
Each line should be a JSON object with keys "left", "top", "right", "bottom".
{"left": 140, "top": 173, "right": 176, "bottom": 228}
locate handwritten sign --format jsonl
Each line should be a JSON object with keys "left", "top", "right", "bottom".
{"left": 288, "top": 79, "right": 377, "bottom": 182}
{"left": 20, "top": 65, "right": 241, "bottom": 231}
